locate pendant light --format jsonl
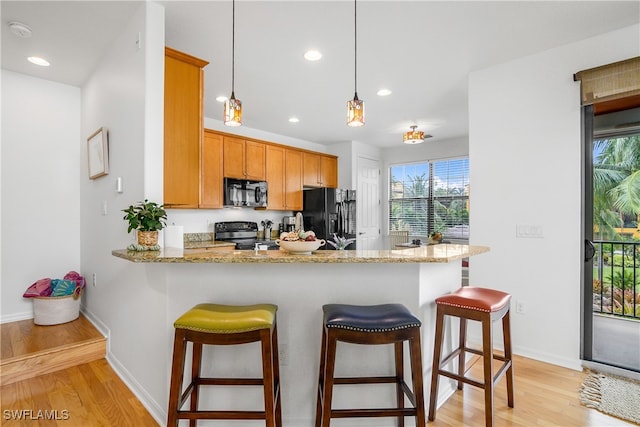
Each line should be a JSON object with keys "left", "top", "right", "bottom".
{"left": 224, "top": 0, "right": 242, "bottom": 126}
{"left": 403, "top": 126, "right": 428, "bottom": 144}
{"left": 347, "top": 0, "right": 364, "bottom": 127}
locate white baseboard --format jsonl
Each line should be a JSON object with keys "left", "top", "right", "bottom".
{"left": 1, "top": 310, "right": 32, "bottom": 324}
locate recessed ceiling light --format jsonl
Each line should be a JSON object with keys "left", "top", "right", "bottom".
{"left": 288, "top": 117, "right": 300, "bottom": 123}
{"left": 216, "top": 96, "right": 228, "bottom": 103}
{"left": 304, "top": 50, "right": 322, "bottom": 61}
{"left": 27, "top": 56, "right": 50, "bottom": 67}
{"left": 377, "top": 89, "right": 392, "bottom": 96}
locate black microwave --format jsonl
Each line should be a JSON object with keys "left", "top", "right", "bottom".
{"left": 223, "top": 178, "right": 268, "bottom": 208}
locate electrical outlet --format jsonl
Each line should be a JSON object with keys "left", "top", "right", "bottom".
{"left": 516, "top": 300, "right": 526, "bottom": 314}
{"left": 92, "top": 272, "right": 97, "bottom": 287}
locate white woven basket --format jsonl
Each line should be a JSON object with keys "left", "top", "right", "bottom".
{"left": 32, "top": 291, "right": 82, "bottom": 325}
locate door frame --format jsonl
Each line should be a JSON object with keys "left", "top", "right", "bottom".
{"left": 581, "top": 104, "right": 594, "bottom": 363}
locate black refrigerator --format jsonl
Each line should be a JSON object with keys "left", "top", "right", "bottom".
{"left": 303, "top": 188, "right": 357, "bottom": 250}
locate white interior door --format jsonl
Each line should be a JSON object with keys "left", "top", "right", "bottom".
{"left": 357, "top": 156, "right": 381, "bottom": 250}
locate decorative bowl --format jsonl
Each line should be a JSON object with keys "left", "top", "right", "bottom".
{"left": 275, "top": 239, "right": 326, "bottom": 254}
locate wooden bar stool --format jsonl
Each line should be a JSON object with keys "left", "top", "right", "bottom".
{"left": 428, "top": 287, "right": 514, "bottom": 427}
{"left": 314, "top": 303, "right": 426, "bottom": 427}
{"left": 167, "top": 303, "right": 282, "bottom": 427}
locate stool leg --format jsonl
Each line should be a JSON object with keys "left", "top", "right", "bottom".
{"left": 261, "top": 328, "right": 276, "bottom": 427}
{"left": 457, "top": 317, "right": 467, "bottom": 390}
{"left": 167, "top": 329, "right": 187, "bottom": 427}
{"left": 321, "top": 330, "right": 338, "bottom": 427}
{"left": 503, "top": 310, "right": 514, "bottom": 408}
{"left": 189, "top": 342, "right": 203, "bottom": 427}
{"left": 394, "top": 341, "right": 405, "bottom": 427}
{"left": 481, "top": 315, "right": 494, "bottom": 427}
{"left": 271, "top": 323, "right": 283, "bottom": 427}
{"left": 409, "top": 330, "right": 426, "bottom": 427}
{"left": 428, "top": 307, "right": 445, "bottom": 421}
{"left": 314, "top": 327, "right": 328, "bottom": 427}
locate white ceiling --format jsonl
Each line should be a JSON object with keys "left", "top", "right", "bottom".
{"left": 2, "top": 1, "right": 639, "bottom": 147}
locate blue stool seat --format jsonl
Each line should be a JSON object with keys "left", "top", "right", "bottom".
{"left": 323, "top": 303, "right": 421, "bottom": 332}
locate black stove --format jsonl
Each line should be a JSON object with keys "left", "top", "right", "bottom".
{"left": 214, "top": 221, "right": 279, "bottom": 250}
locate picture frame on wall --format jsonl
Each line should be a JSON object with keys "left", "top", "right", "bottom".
{"left": 87, "top": 127, "right": 109, "bottom": 179}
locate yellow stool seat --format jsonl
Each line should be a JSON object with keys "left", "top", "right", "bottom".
{"left": 174, "top": 303, "right": 277, "bottom": 333}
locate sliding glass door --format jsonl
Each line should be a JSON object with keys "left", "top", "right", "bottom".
{"left": 582, "top": 105, "right": 640, "bottom": 375}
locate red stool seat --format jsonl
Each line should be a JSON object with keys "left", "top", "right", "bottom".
{"left": 435, "top": 287, "right": 511, "bottom": 313}
{"left": 429, "top": 287, "right": 514, "bottom": 427}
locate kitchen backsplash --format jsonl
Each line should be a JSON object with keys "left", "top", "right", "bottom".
{"left": 165, "top": 209, "right": 297, "bottom": 234}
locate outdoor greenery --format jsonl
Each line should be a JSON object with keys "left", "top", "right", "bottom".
{"left": 592, "top": 135, "right": 640, "bottom": 318}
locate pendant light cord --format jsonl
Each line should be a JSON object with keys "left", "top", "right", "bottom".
{"left": 231, "top": 0, "right": 236, "bottom": 96}
{"left": 354, "top": 0, "right": 358, "bottom": 97}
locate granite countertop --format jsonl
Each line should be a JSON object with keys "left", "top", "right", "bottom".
{"left": 112, "top": 244, "right": 489, "bottom": 264}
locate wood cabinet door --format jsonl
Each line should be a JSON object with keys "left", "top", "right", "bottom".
{"left": 266, "top": 145, "right": 285, "bottom": 210}
{"left": 285, "top": 149, "right": 303, "bottom": 210}
{"left": 303, "top": 152, "right": 321, "bottom": 187}
{"left": 245, "top": 140, "right": 266, "bottom": 180}
{"left": 223, "top": 136, "right": 246, "bottom": 179}
{"left": 201, "top": 131, "right": 223, "bottom": 208}
{"left": 164, "top": 50, "right": 206, "bottom": 207}
{"left": 321, "top": 155, "right": 338, "bottom": 188}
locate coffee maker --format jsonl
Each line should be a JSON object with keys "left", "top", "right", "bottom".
{"left": 283, "top": 216, "right": 296, "bottom": 232}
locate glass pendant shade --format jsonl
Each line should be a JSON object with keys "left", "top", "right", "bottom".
{"left": 347, "top": 93, "right": 365, "bottom": 127}
{"left": 403, "top": 126, "right": 425, "bottom": 144}
{"left": 224, "top": 93, "right": 242, "bottom": 126}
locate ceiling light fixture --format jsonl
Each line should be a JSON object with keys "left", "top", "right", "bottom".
{"left": 27, "top": 56, "right": 50, "bottom": 67}
{"left": 288, "top": 117, "right": 300, "bottom": 123}
{"left": 224, "top": 0, "right": 242, "bottom": 126}
{"left": 403, "top": 125, "right": 428, "bottom": 144}
{"left": 377, "top": 89, "right": 392, "bottom": 96}
{"left": 216, "top": 95, "right": 228, "bottom": 103}
{"left": 304, "top": 50, "right": 322, "bottom": 61}
{"left": 346, "top": 0, "right": 364, "bottom": 127}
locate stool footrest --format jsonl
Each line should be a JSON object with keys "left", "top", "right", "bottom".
{"left": 334, "top": 375, "right": 401, "bottom": 385}
{"left": 177, "top": 410, "right": 267, "bottom": 420}
{"left": 198, "top": 377, "right": 265, "bottom": 386}
{"left": 331, "top": 408, "right": 418, "bottom": 419}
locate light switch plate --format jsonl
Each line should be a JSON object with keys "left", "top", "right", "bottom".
{"left": 516, "top": 224, "right": 543, "bottom": 238}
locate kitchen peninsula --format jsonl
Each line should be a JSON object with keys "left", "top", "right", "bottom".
{"left": 113, "top": 244, "right": 489, "bottom": 426}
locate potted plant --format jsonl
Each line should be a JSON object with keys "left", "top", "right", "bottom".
{"left": 122, "top": 199, "right": 167, "bottom": 247}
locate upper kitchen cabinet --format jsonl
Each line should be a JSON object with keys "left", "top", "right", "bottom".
{"left": 266, "top": 145, "right": 302, "bottom": 211}
{"left": 303, "top": 152, "right": 338, "bottom": 188}
{"left": 223, "top": 137, "right": 266, "bottom": 181}
{"left": 201, "top": 130, "right": 224, "bottom": 208}
{"left": 164, "top": 47, "right": 208, "bottom": 208}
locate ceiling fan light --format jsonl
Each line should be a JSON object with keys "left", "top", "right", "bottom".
{"left": 403, "top": 126, "right": 425, "bottom": 144}
{"left": 347, "top": 93, "right": 365, "bottom": 127}
{"left": 224, "top": 93, "right": 242, "bottom": 126}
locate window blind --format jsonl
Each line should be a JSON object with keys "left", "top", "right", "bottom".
{"left": 574, "top": 57, "right": 640, "bottom": 106}
{"left": 389, "top": 158, "right": 469, "bottom": 240}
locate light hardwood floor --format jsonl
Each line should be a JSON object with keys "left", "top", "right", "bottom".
{"left": 430, "top": 354, "right": 636, "bottom": 426}
{"left": 1, "top": 316, "right": 635, "bottom": 426}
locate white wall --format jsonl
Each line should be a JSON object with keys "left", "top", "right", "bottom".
{"left": 1, "top": 71, "right": 81, "bottom": 322}
{"left": 468, "top": 24, "right": 640, "bottom": 369}
{"left": 80, "top": 2, "right": 167, "bottom": 422}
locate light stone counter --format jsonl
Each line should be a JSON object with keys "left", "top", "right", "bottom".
{"left": 111, "top": 244, "right": 489, "bottom": 426}
{"left": 112, "top": 243, "right": 488, "bottom": 264}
